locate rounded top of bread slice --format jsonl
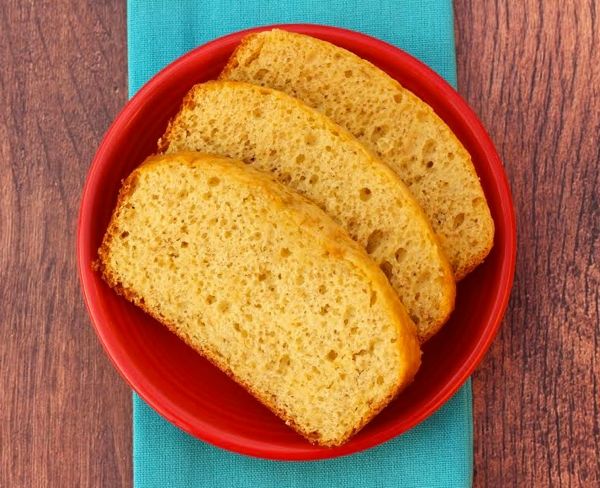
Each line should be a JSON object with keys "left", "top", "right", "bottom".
{"left": 97, "top": 151, "right": 421, "bottom": 446}
{"left": 158, "top": 80, "right": 455, "bottom": 341}
{"left": 221, "top": 28, "right": 495, "bottom": 280}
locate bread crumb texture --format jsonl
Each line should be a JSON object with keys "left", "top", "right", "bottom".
{"left": 159, "top": 80, "right": 454, "bottom": 340}
{"left": 98, "top": 152, "right": 421, "bottom": 446}
{"left": 221, "top": 29, "right": 495, "bottom": 280}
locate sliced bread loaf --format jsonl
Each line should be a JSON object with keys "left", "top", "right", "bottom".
{"left": 158, "top": 81, "right": 454, "bottom": 341}
{"left": 97, "top": 152, "right": 421, "bottom": 446}
{"left": 221, "top": 29, "right": 495, "bottom": 280}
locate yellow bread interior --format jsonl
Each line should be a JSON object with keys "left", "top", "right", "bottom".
{"left": 221, "top": 29, "right": 495, "bottom": 280}
{"left": 97, "top": 152, "right": 421, "bottom": 446}
{"left": 159, "top": 81, "right": 455, "bottom": 341}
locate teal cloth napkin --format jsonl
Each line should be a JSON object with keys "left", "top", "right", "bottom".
{"left": 128, "top": 1, "right": 473, "bottom": 487}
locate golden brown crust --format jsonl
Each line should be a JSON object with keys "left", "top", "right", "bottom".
{"left": 156, "top": 88, "right": 195, "bottom": 153}
{"left": 219, "top": 32, "right": 265, "bottom": 82}
{"left": 96, "top": 171, "right": 141, "bottom": 277}
{"left": 97, "top": 152, "right": 422, "bottom": 446}
{"left": 417, "top": 273, "right": 456, "bottom": 343}
{"left": 453, "top": 215, "right": 495, "bottom": 281}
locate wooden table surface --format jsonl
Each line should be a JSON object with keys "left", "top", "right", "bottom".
{"left": 1, "top": 1, "right": 598, "bottom": 486}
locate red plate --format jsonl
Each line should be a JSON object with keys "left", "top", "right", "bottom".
{"left": 77, "top": 24, "right": 516, "bottom": 460}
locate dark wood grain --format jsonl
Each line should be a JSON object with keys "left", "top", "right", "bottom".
{"left": 455, "top": 0, "right": 600, "bottom": 486}
{"left": 0, "top": 1, "right": 131, "bottom": 487}
{"left": 0, "top": 0, "right": 598, "bottom": 486}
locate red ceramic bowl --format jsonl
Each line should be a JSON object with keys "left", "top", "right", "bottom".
{"left": 78, "top": 24, "right": 516, "bottom": 460}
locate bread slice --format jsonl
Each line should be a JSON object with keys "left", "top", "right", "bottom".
{"left": 97, "top": 152, "right": 421, "bottom": 447}
{"left": 220, "top": 29, "right": 495, "bottom": 280}
{"left": 158, "top": 81, "right": 454, "bottom": 341}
